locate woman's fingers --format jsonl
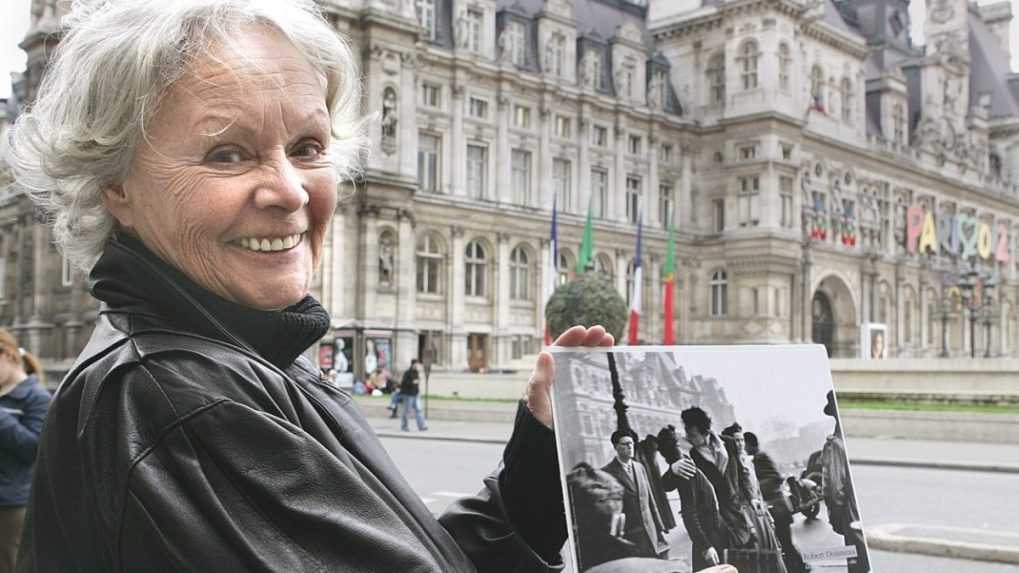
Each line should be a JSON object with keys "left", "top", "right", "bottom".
{"left": 525, "top": 351, "right": 555, "bottom": 428}
{"left": 552, "top": 325, "right": 615, "bottom": 348}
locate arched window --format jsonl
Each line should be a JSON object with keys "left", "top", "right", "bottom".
{"left": 840, "top": 78, "right": 852, "bottom": 121}
{"left": 707, "top": 51, "right": 725, "bottom": 105}
{"left": 465, "top": 240, "right": 487, "bottom": 297}
{"left": 810, "top": 65, "right": 824, "bottom": 110}
{"left": 738, "top": 40, "right": 759, "bottom": 90}
{"left": 557, "top": 250, "right": 573, "bottom": 286}
{"left": 509, "top": 245, "right": 530, "bottom": 301}
{"left": 595, "top": 253, "right": 614, "bottom": 280}
{"left": 893, "top": 104, "right": 906, "bottom": 144}
{"left": 778, "top": 43, "right": 791, "bottom": 90}
{"left": 710, "top": 269, "right": 728, "bottom": 317}
{"left": 416, "top": 233, "right": 445, "bottom": 294}
{"left": 626, "top": 259, "right": 643, "bottom": 308}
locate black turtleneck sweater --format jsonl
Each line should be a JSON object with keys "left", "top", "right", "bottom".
{"left": 91, "top": 232, "right": 331, "bottom": 370}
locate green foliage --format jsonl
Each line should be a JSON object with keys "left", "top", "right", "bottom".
{"left": 545, "top": 274, "right": 628, "bottom": 342}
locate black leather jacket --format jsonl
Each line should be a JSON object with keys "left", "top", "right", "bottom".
{"left": 17, "top": 237, "right": 564, "bottom": 572}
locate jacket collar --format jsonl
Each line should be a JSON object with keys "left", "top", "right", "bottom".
{"left": 88, "top": 233, "right": 330, "bottom": 370}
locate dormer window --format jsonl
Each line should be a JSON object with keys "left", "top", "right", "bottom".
{"left": 509, "top": 21, "right": 526, "bottom": 66}
{"left": 416, "top": 0, "right": 437, "bottom": 41}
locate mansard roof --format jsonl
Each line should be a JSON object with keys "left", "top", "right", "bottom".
{"left": 967, "top": 10, "right": 1019, "bottom": 119}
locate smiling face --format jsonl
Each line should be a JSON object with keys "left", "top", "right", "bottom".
{"left": 104, "top": 26, "right": 337, "bottom": 310}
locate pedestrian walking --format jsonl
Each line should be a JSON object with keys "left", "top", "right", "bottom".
{"left": 400, "top": 359, "right": 427, "bottom": 432}
{"left": 0, "top": 330, "right": 51, "bottom": 573}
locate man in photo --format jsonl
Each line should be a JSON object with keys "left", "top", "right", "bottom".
{"left": 657, "top": 425, "right": 726, "bottom": 571}
{"left": 600, "top": 430, "right": 669, "bottom": 559}
{"left": 744, "top": 432, "right": 810, "bottom": 573}
{"left": 680, "top": 407, "right": 755, "bottom": 552}
{"left": 822, "top": 391, "right": 870, "bottom": 573}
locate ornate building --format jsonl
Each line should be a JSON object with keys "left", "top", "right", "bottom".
{"left": 3, "top": 0, "right": 1019, "bottom": 380}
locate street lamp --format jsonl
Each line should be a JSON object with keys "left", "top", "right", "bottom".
{"left": 957, "top": 269, "right": 995, "bottom": 359}
{"left": 936, "top": 294, "right": 954, "bottom": 358}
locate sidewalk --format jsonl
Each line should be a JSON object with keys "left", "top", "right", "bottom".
{"left": 362, "top": 404, "right": 1019, "bottom": 473}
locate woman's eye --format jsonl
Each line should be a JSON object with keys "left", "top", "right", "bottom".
{"left": 292, "top": 140, "right": 325, "bottom": 159}
{"left": 206, "top": 147, "right": 248, "bottom": 164}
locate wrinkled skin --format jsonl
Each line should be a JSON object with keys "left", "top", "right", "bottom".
{"left": 103, "top": 25, "right": 336, "bottom": 311}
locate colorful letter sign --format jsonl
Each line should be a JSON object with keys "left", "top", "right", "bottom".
{"left": 905, "top": 202, "right": 1009, "bottom": 262}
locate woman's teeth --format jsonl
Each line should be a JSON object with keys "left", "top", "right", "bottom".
{"left": 238, "top": 233, "right": 303, "bottom": 252}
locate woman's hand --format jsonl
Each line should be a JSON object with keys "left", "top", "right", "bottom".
{"left": 525, "top": 325, "right": 614, "bottom": 428}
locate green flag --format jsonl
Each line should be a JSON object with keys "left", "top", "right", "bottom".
{"left": 576, "top": 202, "right": 594, "bottom": 273}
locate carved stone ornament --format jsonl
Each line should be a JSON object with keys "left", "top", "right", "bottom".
{"left": 545, "top": 0, "right": 574, "bottom": 19}
{"left": 455, "top": 11, "right": 470, "bottom": 50}
{"left": 616, "top": 21, "right": 642, "bottom": 45}
{"left": 928, "top": 0, "right": 955, "bottom": 24}
{"left": 451, "top": 225, "right": 466, "bottom": 238}
{"left": 382, "top": 51, "right": 401, "bottom": 75}
{"left": 380, "top": 86, "right": 399, "bottom": 156}
{"left": 378, "top": 232, "right": 396, "bottom": 287}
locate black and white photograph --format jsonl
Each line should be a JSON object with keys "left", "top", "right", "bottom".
{"left": 552, "top": 345, "right": 870, "bottom": 573}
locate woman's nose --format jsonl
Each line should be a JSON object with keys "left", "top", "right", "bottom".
{"left": 254, "top": 157, "right": 309, "bottom": 211}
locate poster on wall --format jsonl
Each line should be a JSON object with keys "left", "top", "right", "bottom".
{"left": 333, "top": 334, "right": 355, "bottom": 386}
{"left": 860, "top": 323, "right": 887, "bottom": 359}
{"left": 551, "top": 345, "right": 871, "bottom": 573}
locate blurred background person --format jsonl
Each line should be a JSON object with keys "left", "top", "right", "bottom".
{"left": 0, "top": 330, "right": 51, "bottom": 573}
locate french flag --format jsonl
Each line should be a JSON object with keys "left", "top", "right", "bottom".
{"left": 543, "top": 198, "right": 558, "bottom": 345}
{"left": 628, "top": 218, "right": 643, "bottom": 345}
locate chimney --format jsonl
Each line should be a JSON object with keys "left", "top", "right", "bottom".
{"left": 977, "top": 1, "right": 1013, "bottom": 61}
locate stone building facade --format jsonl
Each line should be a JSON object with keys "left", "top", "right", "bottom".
{"left": 3, "top": 0, "right": 1019, "bottom": 380}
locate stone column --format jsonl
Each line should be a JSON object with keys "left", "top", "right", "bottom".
{"left": 615, "top": 248, "right": 628, "bottom": 301}
{"left": 328, "top": 206, "right": 349, "bottom": 321}
{"left": 494, "top": 233, "right": 511, "bottom": 367}
{"left": 361, "top": 214, "right": 379, "bottom": 325}
{"left": 800, "top": 247, "right": 813, "bottom": 343}
{"left": 449, "top": 225, "right": 467, "bottom": 368}
{"left": 26, "top": 221, "right": 51, "bottom": 355}
{"left": 450, "top": 85, "right": 466, "bottom": 196}
{"left": 12, "top": 219, "right": 26, "bottom": 326}
{"left": 400, "top": 53, "right": 419, "bottom": 178}
{"left": 648, "top": 254, "right": 660, "bottom": 343}
{"left": 648, "top": 133, "right": 660, "bottom": 227}
{"left": 538, "top": 238, "right": 550, "bottom": 341}
{"left": 496, "top": 95, "right": 510, "bottom": 204}
{"left": 893, "top": 263, "right": 903, "bottom": 356}
{"left": 613, "top": 121, "right": 627, "bottom": 223}
{"left": 919, "top": 278, "right": 929, "bottom": 352}
{"left": 538, "top": 101, "right": 552, "bottom": 208}
{"left": 578, "top": 106, "right": 591, "bottom": 215}
{"left": 395, "top": 211, "right": 418, "bottom": 370}
{"left": 680, "top": 147, "right": 693, "bottom": 227}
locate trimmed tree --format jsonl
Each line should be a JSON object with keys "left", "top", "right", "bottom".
{"left": 545, "top": 274, "right": 628, "bottom": 342}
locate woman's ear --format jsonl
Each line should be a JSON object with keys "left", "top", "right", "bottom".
{"left": 101, "top": 183, "right": 135, "bottom": 229}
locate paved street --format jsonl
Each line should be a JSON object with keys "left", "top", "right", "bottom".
{"left": 378, "top": 429, "right": 1019, "bottom": 572}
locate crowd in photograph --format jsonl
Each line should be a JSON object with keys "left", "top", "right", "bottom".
{"left": 568, "top": 391, "right": 868, "bottom": 573}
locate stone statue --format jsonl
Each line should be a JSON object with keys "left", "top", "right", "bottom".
{"left": 647, "top": 73, "right": 664, "bottom": 110}
{"left": 455, "top": 11, "right": 470, "bottom": 50}
{"left": 378, "top": 233, "right": 395, "bottom": 287}
{"left": 496, "top": 28, "right": 510, "bottom": 64}
{"left": 614, "top": 66, "right": 630, "bottom": 99}
{"left": 380, "top": 87, "right": 398, "bottom": 155}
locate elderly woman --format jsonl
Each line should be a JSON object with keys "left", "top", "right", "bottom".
{"left": 6, "top": 1, "right": 621, "bottom": 571}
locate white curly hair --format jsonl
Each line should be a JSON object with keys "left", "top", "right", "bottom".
{"left": 3, "top": 0, "right": 367, "bottom": 270}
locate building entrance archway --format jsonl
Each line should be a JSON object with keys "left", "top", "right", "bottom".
{"left": 811, "top": 275, "right": 859, "bottom": 357}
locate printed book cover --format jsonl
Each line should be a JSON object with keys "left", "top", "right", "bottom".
{"left": 551, "top": 345, "right": 870, "bottom": 573}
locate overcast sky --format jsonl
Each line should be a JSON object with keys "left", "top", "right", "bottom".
{"left": 2, "top": 0, "right": 1018, "bottom": 99}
